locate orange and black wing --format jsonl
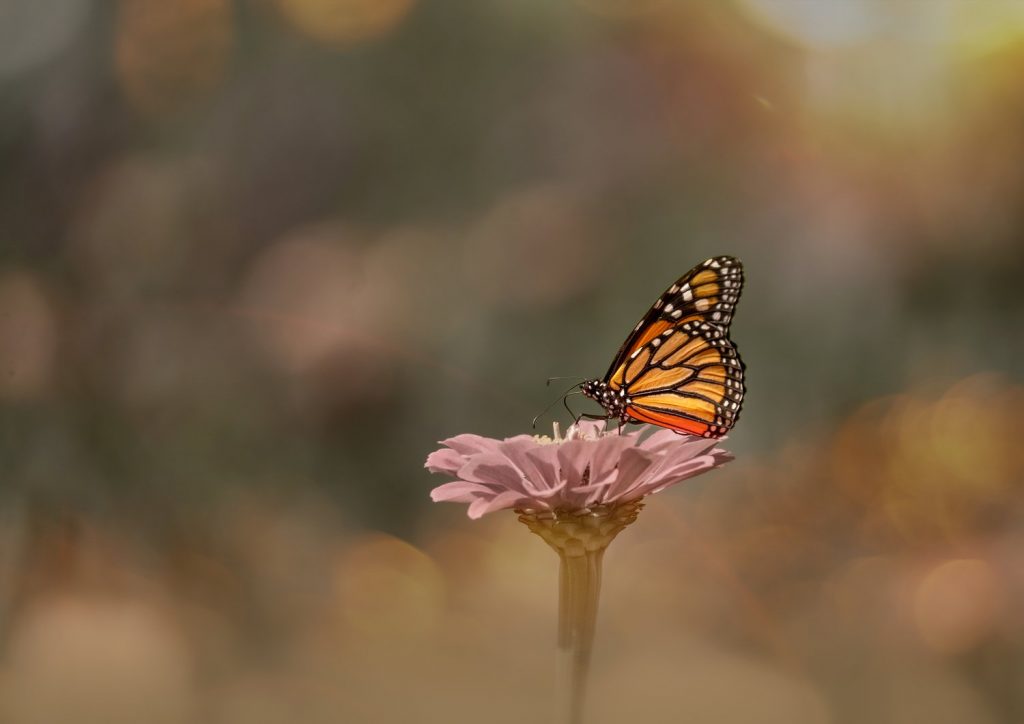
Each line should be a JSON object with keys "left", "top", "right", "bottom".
{"left": 605, "top": 256, "right": 744, "bottom": 438}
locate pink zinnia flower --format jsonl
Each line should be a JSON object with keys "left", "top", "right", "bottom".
{"left": 425, "top": 420, "right": 733, "bottom": 519}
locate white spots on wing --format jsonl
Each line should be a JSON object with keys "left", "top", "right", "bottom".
{"left": 651, "top": 338, "right": 661, "bottom": 347}
{"left": 670, "top": 309, "right": 682, "bottom": 319}
{"left": 694, "top": 298, "right": 710, "bottom": 311}
{"left": 663, "top": 302, "right": 674, "bottom": 313}
{"left": 681, "top": 287, "right": 693, "bottom": 302}
{"left": 668, "top": 284, "right": 679, "bottom": 294}
{"left": 654, "top": 299, "right": 663, "bottom": 309}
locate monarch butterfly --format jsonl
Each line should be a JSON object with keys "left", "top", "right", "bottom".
{"left": 580, "top": 255, "right": 745, "bottom": 438}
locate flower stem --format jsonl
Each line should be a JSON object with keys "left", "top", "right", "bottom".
{"left": 517, "top": 501, "right": 643, "bottom": 724}
{"left": 557, "top": 546, "right": 604, "bottom": 724}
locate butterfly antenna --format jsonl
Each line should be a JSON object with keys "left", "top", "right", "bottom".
{"left": 532, "top": 382, "right": 583, "bottom": 429}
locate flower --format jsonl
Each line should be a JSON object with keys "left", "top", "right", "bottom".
{"left": 425, "top": 420, "right": 733, "bottom": 519}
{"left": 426, "top": 421, "right": 737, "bottom": 724}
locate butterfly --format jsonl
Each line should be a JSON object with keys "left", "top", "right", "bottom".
{"left": 580, "top": 255, "right": 745, "bottom": 438}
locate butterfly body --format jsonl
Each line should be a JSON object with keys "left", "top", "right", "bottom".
{"left": 581, "top": 255, "right": 745, "bottom": 439}
{"left": 580, "top": 379, "right": 630, "bottom": 421}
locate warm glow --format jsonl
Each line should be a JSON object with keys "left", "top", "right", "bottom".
{"left": 334, "top": 533, "right": 445, "bottom": 639}
{"left": 946, "top": 0, "right": 1024, "bottom": 57}
{"left": 4, "top": 597, "right": 194, "bottom": 722}
{"left": 914, "top": 559, "right": 1005, "bottom": 655}
{"left": 574, "top": 0, "right": 670, "bottom": 18}
{"left": 115, "top": 0, "right": 233, "bottom": 114}
{"left": 738, "top": 0, "right": 888, "bottom": 49}
{"left": 275, "top": 0, "right": 416, "bottom": 46}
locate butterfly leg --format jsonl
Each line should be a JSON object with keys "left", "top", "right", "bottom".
{"left": 577, "top": 413, "right": 613, "bottom": 429}
{"left": 562, "top": 395, "right": 583, "bottom": 425}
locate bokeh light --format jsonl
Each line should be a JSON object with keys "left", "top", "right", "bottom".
{"left": 914, "top": 558, "right": 1005, "bottom": 655}
{"left": 738, "top": 0, "right": 889, "bottom": 50}
{"left": 3, "top": 597, "right": 194, "bottom": 724}
{"left": 238, "top": 227, "right": 371, "bottom": 374}
{"left": 274, "top": 0, "right": 416, "bottom": 46}
{"left": 114, "top": 0, "right": 233, "bottom": 115}
{"left": 333, "top": 533, "right": 444, "bottom": 639}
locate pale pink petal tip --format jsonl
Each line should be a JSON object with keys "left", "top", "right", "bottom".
{"left": 425, "top": 422, "right": 733, "bottom": 518}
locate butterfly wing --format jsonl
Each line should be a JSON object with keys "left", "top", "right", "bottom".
{"left": 618, "top": 321, "right": 744, "bottom": 437}
{"left": 604, "top": 255, "right": 745, "bottom": 438}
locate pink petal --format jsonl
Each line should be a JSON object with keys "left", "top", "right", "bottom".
{"left": 568, "top": 478, "right": 613, "bottom": 494}
{"left": 524, "top": 443, "right": 560, "bottom": 478}
{"left": 570, "top": 420, "right": 607, "bottom": 438}
{"left": 637, "top": 428, "right": 687, "bottom": 453}
{"left": 467, "top": 498, "right": 493, "bottom": 519}
{"left": 467, "top": 490, "right": 524, "bottom": 519}
{"left": 587, "top": 434, "right": 636, "bottom": 486}
{"left": 636, "top": 437, "right": 717, "bottom": 481}
{"left": 630, "top": 451, "right": 732, "bottom": 499}
{"left": 430, "top": 481, "right": 491, "bottom": 503}
{"left": 425, "top": 448, "right": 467, "bottom": 475}
{"left": 474, "top": 490, "right": 527, "bottom": 518}
{"left": 441, "top": 434, "right": 502, "bottom": 456}
{"left": 554, "top": 440, "right": 587, "bottom": 484}
{"left": 458, "top": 453, "right": 528, "bottom": 494}
{"left": 637, "top": 456, "right": 719, "bottom": 497}
{"left": 655, "top": 442, "right": 729, "bottom": 475}
{"left": 499, "top": 438, "right": 561, "bottom": 495}
{"left": 643, "top": 430, "right": 714, "bottom": 455}
{"left": 604, "top": 446, "right": 657, "bottom": 501}
{"left": 569, "top": 477, "right": 617, "bottom": 508}
{"left": 524, "top": 446, "right": 568, "bottom": 497}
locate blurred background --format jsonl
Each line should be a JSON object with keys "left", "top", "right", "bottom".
{"left": 1, "top": 0, "right": 1023, "bottom": 721}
